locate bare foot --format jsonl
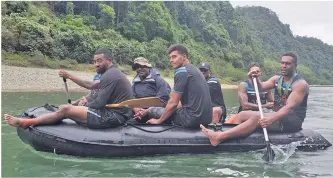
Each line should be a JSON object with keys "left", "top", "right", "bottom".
{"left": 4, "top": 114, "right": 25, "bottom": 128}
{"left": 200, "top": 124, "right": 225, "bottom": 146}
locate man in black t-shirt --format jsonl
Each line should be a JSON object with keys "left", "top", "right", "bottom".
{"left": 199, "top": 62, "right": 227, "bottom": 123}
{"left": 146, "top": 44, "right": 212, "bottom": 128}
{"left": 4, "top": 48, "right": 133, "bottom": 129}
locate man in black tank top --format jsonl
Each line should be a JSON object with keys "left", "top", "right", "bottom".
{"left": 200, "top": 52, "right": 309, "bottom": 146}
{"left": 237, "top": 63, "right": 273, "bottom": 113}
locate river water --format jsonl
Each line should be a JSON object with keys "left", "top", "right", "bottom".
{"left": 1, "top": 87, "right": 332, "bottom": 177}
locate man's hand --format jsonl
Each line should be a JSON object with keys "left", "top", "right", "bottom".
{"left": 133, "top": 108, "right": 148, "bottom": 120}
{"left": 133, "top": 108, "right": 142, "bottom": 115}
{"left": 248, "top": 69, "right": 260, "bottom": 78}
{"left": 146, "top": 118, "right": 162, "bottom": 125}
{"left": 78, "top": 97, "right": 87, "bottom": 106}
{"left": 258, "top": 116, "right": 275, "bottom": 128}
{"left": 263, "top": 102, "right": 274, "bottom": 109}
{"left": 59, "top": 70, "right": 71, "bottom": 79}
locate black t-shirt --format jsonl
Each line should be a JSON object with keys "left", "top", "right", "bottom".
{"left": 206, "top": 76, "right": 227, "bottom": 119}
{"left": 206, "top": 76, "right": 226, "bottom": 108}
{"left": 86, "top": 65, "right": 133, "bottom": 118}
{"left": 173, "top": 64, "right": 212, "bottom": 126}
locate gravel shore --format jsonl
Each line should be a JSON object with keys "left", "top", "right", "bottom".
{"left": 2, "top": 65, "right": 96, "bottom": 92}
{"left": 1, "top": 65, "right": 237, "bottom": 92}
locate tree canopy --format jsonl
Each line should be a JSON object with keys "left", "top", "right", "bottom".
{"left": 2, "top": 1, "right": 333, "bottom": 84}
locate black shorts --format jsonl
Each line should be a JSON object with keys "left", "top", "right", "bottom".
{"left": 267, "top": 111, "right": 303, "bottom": 132}
{"left": 86, "top": 108, "right": 127, "bottom": 129}
{"left": 147, "top": 107, "right": 198, "bottom": 128}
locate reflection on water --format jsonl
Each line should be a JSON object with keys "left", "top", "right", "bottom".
{"left": 1, "top": 88, "right": 333, "bottom": 177}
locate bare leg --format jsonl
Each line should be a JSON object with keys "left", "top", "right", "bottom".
{"left": 201, "top": 112, "right": 278, "bottom": 146}
{"left": 201, "top": 112, "right": 261, "bottom": 146}
{"left": 211, "top": 107, "right": 222, "bottom": 124}
{"left": 227, "top": 111, "right": 258, "bottom": 124}
{"left": 4, "top": 105, "right": 88, "bottom": 129}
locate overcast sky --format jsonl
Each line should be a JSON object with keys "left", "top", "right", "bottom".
{"left": 229, "top": 1, "right": 333, "bottom": 46}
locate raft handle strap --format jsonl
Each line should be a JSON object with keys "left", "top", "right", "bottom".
{"left": 125, "top": 123, "right": 182, "bottom": 133}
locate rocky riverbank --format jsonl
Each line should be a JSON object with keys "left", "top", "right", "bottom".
{"left": 1, "top": 65, "right": 237, "bottom": 92}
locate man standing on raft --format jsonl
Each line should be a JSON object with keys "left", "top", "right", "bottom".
{"left": 200, "top": 52, "right": 309, "bottom": 146}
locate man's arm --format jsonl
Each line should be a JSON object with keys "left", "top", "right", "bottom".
{"left": 238, "top": 82, "right": 260, "bottom": 111}
{"left": 270, "top": 80, "right": 309, "bottom": 122}
{"left": 248, "top": 70, "right": 278, "bottom": 91}
{"left": 261, "top": 76, "right": 278, "bottom": 91}
{"left": 68, "top": 75, "right": 100, "bottom": 90}
{"left": 151, "top": 91, "right": 181, "bottom": 123}
{"left": 59, "top": 70, "right": 100, "bottom": 90}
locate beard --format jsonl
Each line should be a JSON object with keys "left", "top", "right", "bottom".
{"left": 96, "top": 65, "right": 108, "bottom": 74}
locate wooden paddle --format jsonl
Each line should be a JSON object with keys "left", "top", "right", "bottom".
{"left": 106, "top": 97, "right": 165, "bottom": 109}
{"left": 252, "top": 77, "right": 275, "bottom": 162}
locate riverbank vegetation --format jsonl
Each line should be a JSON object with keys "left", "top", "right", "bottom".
{"left": 2, "top": 1, "right": 333, "bottom": 84}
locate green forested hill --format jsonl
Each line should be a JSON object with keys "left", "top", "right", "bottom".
{"left": 2, "top": 1, "right": 333, "bottom": 84}
{"left": 235, "top": 6, "right": 333, "bottom": 84}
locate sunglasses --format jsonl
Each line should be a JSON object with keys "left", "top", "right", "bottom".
{"left": 199, "top": 68, "right": 208, "bottom": 72}
{"left": 132, "top": 64, "right": 148, "bottom": 70}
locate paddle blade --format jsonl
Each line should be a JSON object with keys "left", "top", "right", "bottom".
{"left": 262, "top": 142, "right": 275, "bottom": 162}
{"left": 106, "top": 97, "right": 165, "bottom": 108}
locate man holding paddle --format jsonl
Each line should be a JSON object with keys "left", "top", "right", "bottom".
{"left": 200, "top": 52, "right": 309, "bottom": 154}
{"left": 225, "top": 63, "right": 274, "bottom": 124}
{"left": 4, "top": 48, "right": 134, "bottom": 129}
{"left": 59, "top": 70, "right": 101, "bottom": 106}
{"left": 145, "top": 44, "right": 212, "bottom": 128}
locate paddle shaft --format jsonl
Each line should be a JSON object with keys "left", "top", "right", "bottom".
{"left": 252, "top": 77, "right": 269, "bottom": 142}
{"left": 63, "top": 78, "right": 71, "bottom": 104}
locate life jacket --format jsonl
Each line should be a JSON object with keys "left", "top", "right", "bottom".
{"left": 238, "top": 79, "right": 268, "bottom": 112}
{"left": 273, "top": 73, "right": 308, "bottom": 120}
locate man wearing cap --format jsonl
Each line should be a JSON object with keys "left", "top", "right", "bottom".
{"left": 131, "top": 57, "right": 171, "bottom": 121}
{"left": 199, "top": 62, "right": 227, "bottom": 124}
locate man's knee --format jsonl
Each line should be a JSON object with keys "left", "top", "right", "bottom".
{"left": 147, "top": 107, "right": 164, "bottom": 118}
{"left": 57, "top": 104, "right": 74, "bottom": 117}
{"left": 237, "top": 111, "right": 259, "bottom": 123}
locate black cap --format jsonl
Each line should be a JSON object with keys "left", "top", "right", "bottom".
{"left": 199, "top": 62, "right": 210, "bottom": 70}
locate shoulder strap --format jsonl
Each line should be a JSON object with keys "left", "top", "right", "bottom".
{"left": 285, "top": 73, "right": 297, "bottom": 90}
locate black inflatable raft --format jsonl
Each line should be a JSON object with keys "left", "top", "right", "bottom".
{"left": 17, "top": 104, "right": 332, "bottom": 158}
